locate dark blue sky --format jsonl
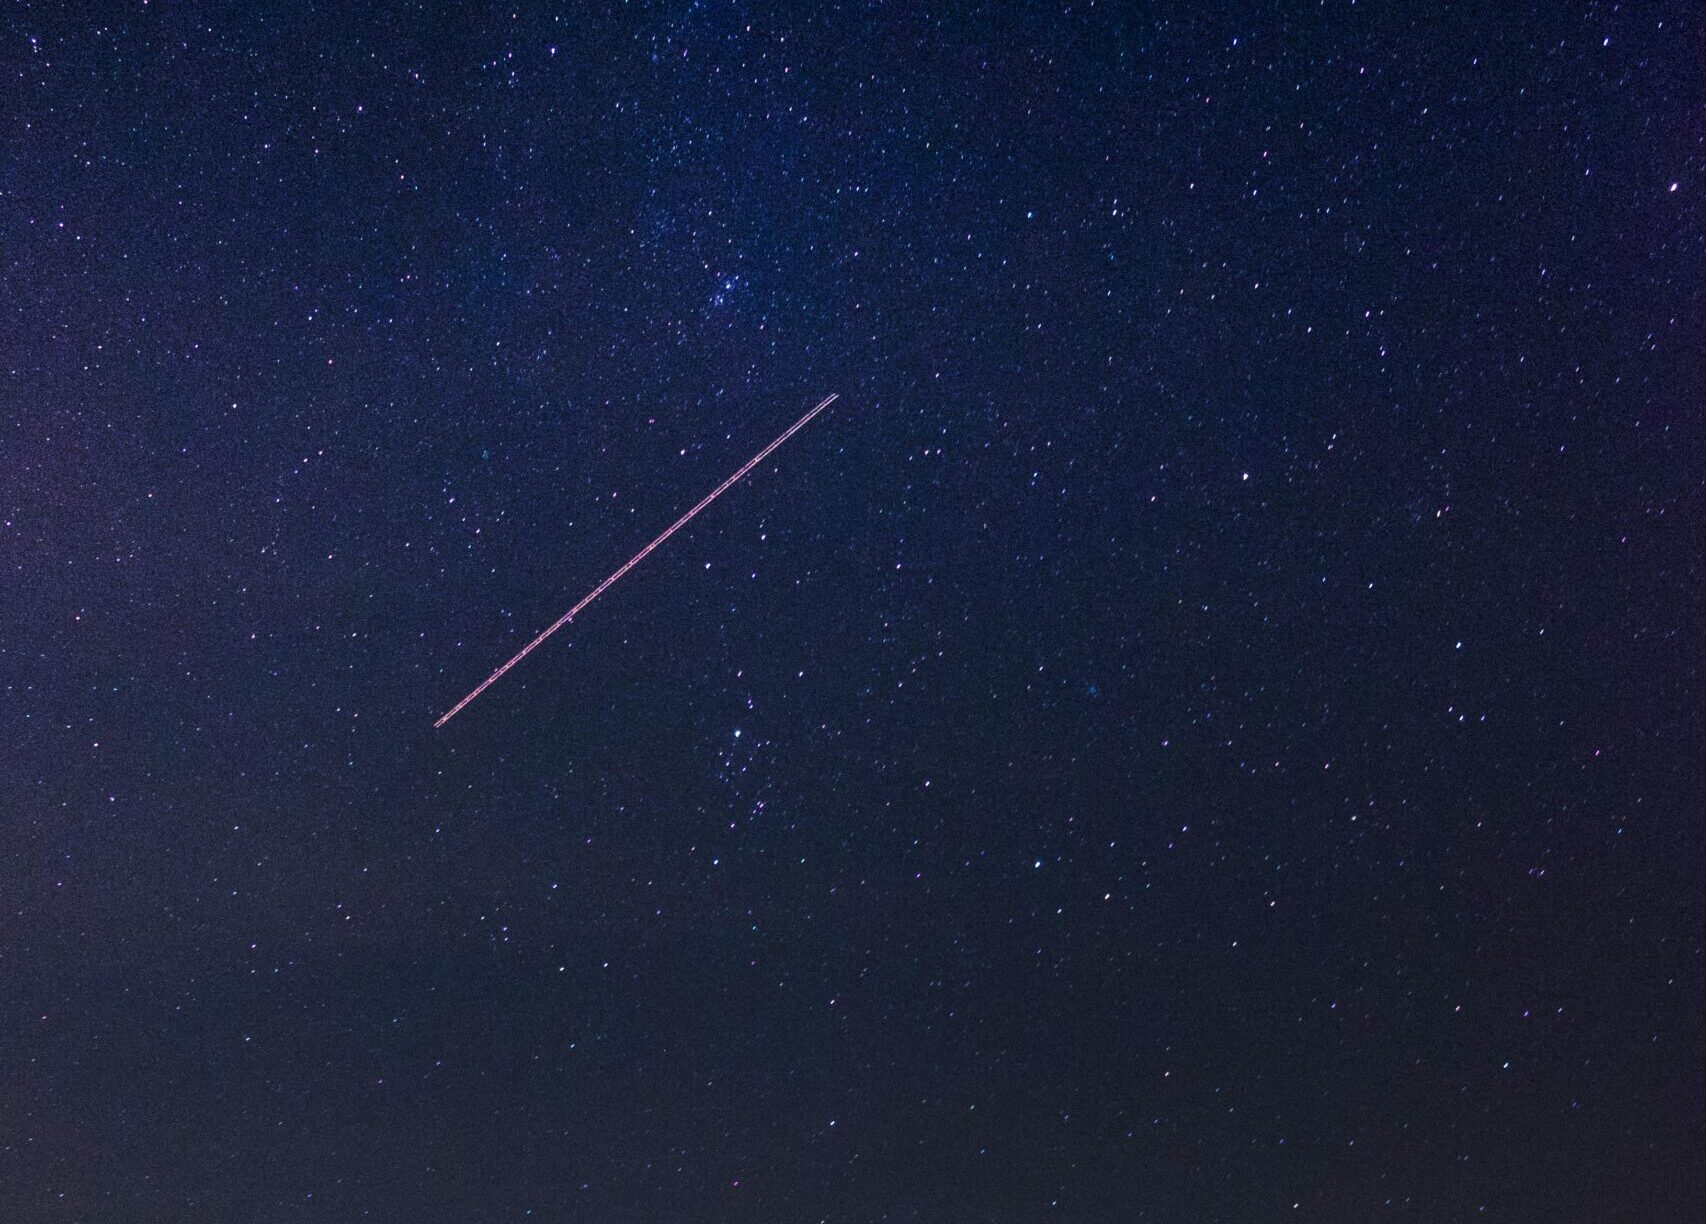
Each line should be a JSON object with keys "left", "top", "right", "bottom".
{"left": 3, "top": 3, "right": 1702, "bottom": 1220}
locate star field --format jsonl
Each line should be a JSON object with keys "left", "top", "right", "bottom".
{"left": 3, "top": 3, "right": 1703, "bottom": 1221}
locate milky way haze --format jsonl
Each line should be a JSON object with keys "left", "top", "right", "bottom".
{"left": 3, "top": 4, "right": 1702, "bottom": 1222}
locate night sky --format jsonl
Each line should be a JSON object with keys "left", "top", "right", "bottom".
{"left": 4, "top": 3, "right": 1704, "bottom": 1221}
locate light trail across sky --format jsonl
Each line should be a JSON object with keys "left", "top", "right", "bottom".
{"left": 434, "top": 392, "right": 839, "bottom": 728}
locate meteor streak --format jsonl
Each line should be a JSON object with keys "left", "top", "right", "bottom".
{"left": 434, "top": 392, "right": 839, "bottom": 728}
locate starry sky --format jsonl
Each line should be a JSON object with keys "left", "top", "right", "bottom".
{"left": 4, "top": 3, "right": 1704, "bottom": 1220}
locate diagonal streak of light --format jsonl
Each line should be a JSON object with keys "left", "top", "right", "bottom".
{"left": 434, "top": 392, "right": 839, "bottom": 728}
